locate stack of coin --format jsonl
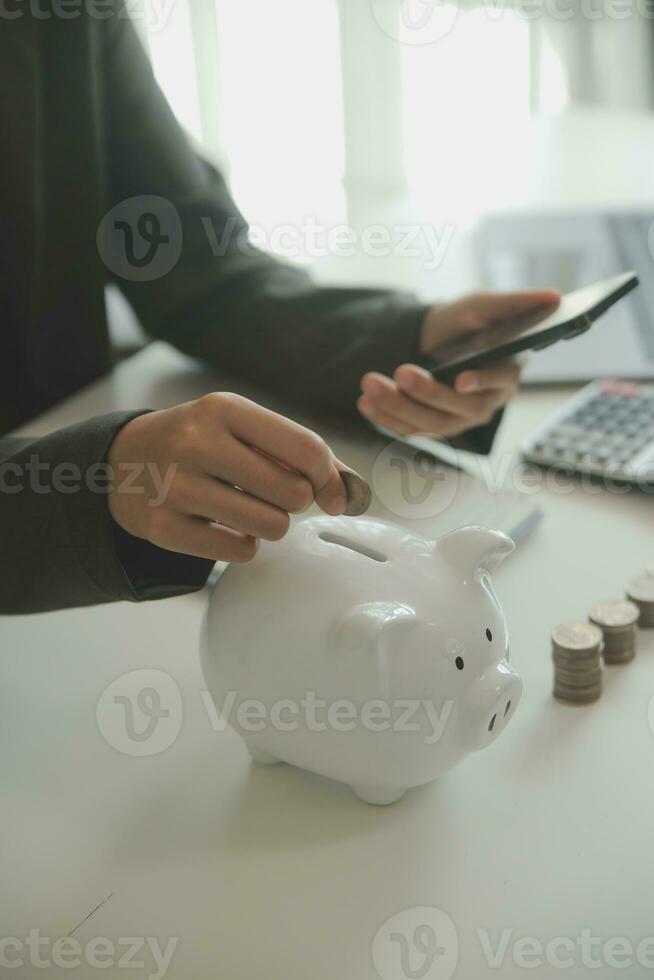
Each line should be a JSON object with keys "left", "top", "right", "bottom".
{"left": 552, "top": 622, "right": 603, "bottom": 704}
{"left": 626, "top": 576, "right": 654, "bottom": 628}
{"left": 589, "top": 599, "right": 640, "bottom": 664}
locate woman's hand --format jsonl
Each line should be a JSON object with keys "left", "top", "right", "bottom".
{"left": 108, "top": 392, "right": 349, "bottom": 562}
{"left": 358, "top": 289, "right": 560, "bottom": 438}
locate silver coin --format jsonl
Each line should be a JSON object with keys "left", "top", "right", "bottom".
{"left": 602, "top": 629, "right": 634, "bottom": 646}
{"left": 551, "top": 622, "right": 603, "bottom": 651}
{"left": 554, "top": 673, "right": 602, "bottom": 691}
{"left": 556, "top": 666, "right": 601, "bottom": 675}
{"left": 340, "top": 471, "right": 372, "bottom": 517}
{"left": 627, "top": 575, "right": 654, "bottom": 605}
{"left": 552, "top": 658, "right": 601, "bottom": 675}
{"left": 553, "top": 660, "right": 602, "bottom": 675}
{"left": 555, "top": 685, "right": 602, "bottom": 697}
{"left": 589, "top": 600, "right": 640, "bottom": 630}
{"left": 554, "top": 684, "right": 602, "bottom": 704}
{"left": 632, "top": 604, "right": 654, "bottom": 628}
{"left": 603, "top": 647, "right": 635, "bottom": 664}
{"left": 554, "top": 680, "right": 601, "bottom": 692}
{"left": 552, "top": 645, "right": 601, "bottom": 662}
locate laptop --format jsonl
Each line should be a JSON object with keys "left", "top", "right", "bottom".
{"left": 476, "top": 210, "right": 654, "bottom": 383}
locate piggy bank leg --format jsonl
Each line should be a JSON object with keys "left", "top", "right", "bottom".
{"left": 352, "top": 785, "right": 406, "bottom": 806}
{"left": 245, "top": 742, "right": 280, "bottom": 766}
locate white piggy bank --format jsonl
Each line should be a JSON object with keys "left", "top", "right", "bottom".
{"left": 201, "top": 516, "right": 522, "bottom": 805}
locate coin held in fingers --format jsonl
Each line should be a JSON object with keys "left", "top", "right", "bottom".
{"left": 340, "top": 470, "right": 372, "bottom": 516}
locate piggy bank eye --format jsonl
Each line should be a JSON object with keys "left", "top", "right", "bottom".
{"left": 486, "top": 628, "right": 493, "bottom": 642}
{"left": 455, "top": 656, "right": 464, "bottom": 670}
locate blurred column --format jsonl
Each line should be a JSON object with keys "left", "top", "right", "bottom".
{"left": 188, "top": 0, "right": 230, "bottom": 172}
{"left": 336, "top": 0, "right": 407, "bottom": 226}
{"left": 532, "top": 10, "right": 654, "bottom": 111}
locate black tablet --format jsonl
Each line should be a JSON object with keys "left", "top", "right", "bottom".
{"left": 424, "top": 271, "right": 639, "bottom": 384}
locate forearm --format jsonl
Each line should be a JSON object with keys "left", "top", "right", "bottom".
{"left": 0, "top": 414, "right": 212, "bottom": 615}
{"left": 156, "top": 264, "right": 501, "bottom": 452}
{"left": 102, "top": 8, "right": 503, "bottom": 452}
{"left": 155, "top": 255, "right": 429, "bottom": 420}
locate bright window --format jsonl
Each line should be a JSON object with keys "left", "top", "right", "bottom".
{"left": 214, "top": 0, "right": 346, "bottom": 237}
{"left": 400, "top": 8, "right": 531, "bottom": 222}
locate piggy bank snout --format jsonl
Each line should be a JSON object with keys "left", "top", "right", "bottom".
{"left": 464, "top": 662, "right": 522, "bottom": 752}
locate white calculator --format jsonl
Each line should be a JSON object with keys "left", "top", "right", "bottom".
{"left": 522, "top": 379, "right": 654, "bottom": 484}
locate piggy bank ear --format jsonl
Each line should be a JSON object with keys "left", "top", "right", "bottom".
{"left": 436, "top": 525, "right": 514, "bottom": 580}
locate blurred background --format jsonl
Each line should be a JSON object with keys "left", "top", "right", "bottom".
{"left": 126, "top": 1, "right": 654, "bottom": 306}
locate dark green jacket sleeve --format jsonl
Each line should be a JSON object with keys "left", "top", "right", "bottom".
{"left": 99, "top": 9, "right": 498, "bottom": 454}
{"left": 0, "top": 414, "right": 213, "bottom": 615}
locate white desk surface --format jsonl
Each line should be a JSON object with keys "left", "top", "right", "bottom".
{"left": 3, "top": 342, "right": 654, "bottom": 979}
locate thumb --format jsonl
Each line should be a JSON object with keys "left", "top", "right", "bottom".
{"left": 422, "top": 289, "right": 560, "bottom": 352}
{"left": 468, "top": 289, "right": 561, "bottom": 323}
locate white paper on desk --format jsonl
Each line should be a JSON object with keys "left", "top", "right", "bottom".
{"left": 376, "top": 430, "right": 543, "bottom": 546}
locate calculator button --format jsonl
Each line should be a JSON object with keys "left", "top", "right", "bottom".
{"left": 600, "top": 381, "right": 640, "bottom": 398}
{"left": 556, "top": 425, "right": 583, "bottom": 438}
{"left": 616, "top": 450, "right": 637, "bottom": 464}
{"left": 521, "top": 383, "right": 654, "bottom": 483}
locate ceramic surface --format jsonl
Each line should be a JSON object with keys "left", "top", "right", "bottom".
{"left": 201, "top": 517, "right": 521, "bottom": 805}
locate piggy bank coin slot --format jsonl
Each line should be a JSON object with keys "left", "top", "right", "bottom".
{"left": 318, "top": 532, "right": 388, "bottom": 563}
